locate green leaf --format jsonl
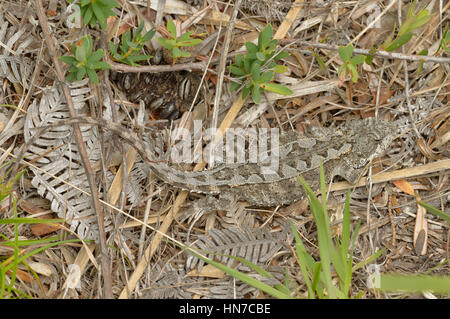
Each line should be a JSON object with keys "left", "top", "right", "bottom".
{"left": 229, "top": 81, "right": 241, "bottom": 92}
{"left": 89, "top": 61, "right": 110, "bottom": 70}
{"left": 76, "top": 67, "right": 86, "bottom": 81}
{"left": 86, "top": 68, "right": 99, "bottom": 83}
{"left": 158, "top": 38, "right": 174, "bottom": 50}
{"left": 338, "top": 45, "right": 353, "bottom": 62}
{"left": 98, "top": 0, "right": 119, "bottom": 7}
{"left": 273, "top": 51, "right": 289, "bottom": 61}
{"left": 273, "top": 65, "right": 287, "bottom": 73}
{"left": 87, "top": 49, "right": 104, "bottom": 64}
{"left": 84, "top": 6, "right": 93, "bottom": 25}
{"left": 243, "top": 57, "right": 251, "bottom": 73}
{"left": 59, "top": 55, "right": 78, "bottom": 65}
{"left": 256, "top": 52, "right": 265, "bottom": 62}
{"left": 109, "top": 42, "right": 122, "bottom": 60}
{"left": 235, "top": 54, "right": 243, "bottom": 67}
{"left": 407, "top": 10, "right": 432, "bottom": 33}
{"left": 177, "top": 31, "right": 193, "bottom": 42}
{"left": 136, "top": 20, "right": 144, "bottom": 36}
{"left": 66, "top": 71, "right": 77, "bottom": 82}
{"left": 351, "top": 54, "right": 365, "bottom": 65}
{"left": 142, "top": 28, "right": 156, "bottom": 43}
{"left": 128, "top": 54, "right": 152, "bottom": 63}
{"left": 172, "top": 47, "right": 182, "bottom": 58}
{"left": 178, "top": 38, "right": 202, "bottom": 47}
{"left": 69, "top": 65, "right": 78, "bottom": 73}
{"left": 337, "top": 64, "right": 345, "bottom": 78}
{"left": 261, "top": 83, "right": 293, "bottom": 95}
{"left": 251, "top": 83, "right": 261, "bottom": 104}
{"left": 418, "top": 49, "right": 428, "bottom": 56}
{"left": 178, "top": 50, "right": 191, "bottom": 58}
{"left": 258, "top": 24, "right": 273, "bottom": 48}
{"left": 74, "top": 45, "right": 86, "bottom": 63}
{"left": 245, "top": 42, "right": 258, "bottom": 54}
{"left": 166, "top": 19, "right": 177, "bottom": 38}
{"left": 385, "top": 33, "right": 413, "bottom": 52}
{"left": 365, "top": 54, "right": 374, "bottom": 65}
{"left": 266, "top": 39, "right": 278, "bottom": 52}
{"left": 259, "top": 71, "right": 274, "bottom": 83}
{"left": 250, "top": 61, "right": 261, "bottom": 81}
{"left": 242, "top": 85, "right": 250, "bottom": 99}
{"left": 290, "top": 220, "right": 314, "bottom": 298}
{"left": 347, "top": 63, "right": 359, "bottom": 83}
{"left": 91, "top": 1, "right": 106, "bottom": 29}
{"left": 230, "top": 65, "right": 245, "bottom": 76}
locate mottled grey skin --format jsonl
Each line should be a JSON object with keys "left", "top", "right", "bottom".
{"left": 28, "top": 117, "right": 396, "bottom": 207}
{"left": 147, "top": 118, "right": 397, "bottom": 206}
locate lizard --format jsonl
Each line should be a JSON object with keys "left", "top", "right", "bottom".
{"left": 19, "top": 117, "right": 397, "bottom": 207}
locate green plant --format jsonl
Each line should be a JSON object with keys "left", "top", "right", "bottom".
{"left": 337, "top": 45, "right": 365, "bottom": 83}
{"left": 438, "top": 23, "right": 450, "bottom": 54}
{"left": 337, "top": 2, "right": 432, "bottom": 83}
{"left": 60, "top": 35, "right": 110, "bottom": 84}
{"left": 380, "top": 2, "right": 432, "bottom": 52}
{"left": 182, "top": 163, "right": 383, "bottom": 299}
{"left": 0, "top": 165, "right": 78, "bottom": 299}
{"left": 68, "top": 0, "right": 119, "bottom": 30}
{"left": 157, "top": 20, "right": 203, "bottom": 63}
{"left": 109, "top": 21, "right": 156, "bottom": 66}
{"left": 228, "top": 24, "right": 293, "bottom": 104}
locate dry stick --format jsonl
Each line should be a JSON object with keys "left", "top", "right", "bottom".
{"left": 330, "top": 159, "right": 450, "bottom": 192}
{"left": 211, "top": 0, "right": 240, "bottom": 136}
{"left": 118, "top": 0, "right": 305, "bottom": 299}
{"left": 280, "top": 40, "right": 450, "bottom": 64}
{"left": 109, "top": 35, "right": 450, "bottom": 75}
{"left": 34, "top": 0, "right": 113, "bottom": 299}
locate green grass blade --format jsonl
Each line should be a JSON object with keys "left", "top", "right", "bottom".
{"left": 298, "top": 175, "right": 335, "bottom": 298}
{"left": 3, "top": 239, "right": 81, "bottom": 273}
{"left": 0, "top": 218, "right": 64, "bottom": 225}
{"left": 353, "top": 247, "right": 385, "bottom": 272}
{"left": 290, "top": 220, "right": 314, "bottom": 298}
{"left": 418, "top": 201, "right": 450, "bottom": 223}
{"left": 187, "top": 249, "right": 293, "bottom": 299}
{"left": 380, "top": 275, "right": 450, "bottom": 293}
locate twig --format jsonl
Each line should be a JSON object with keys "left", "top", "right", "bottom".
{"left": 108, "top": 50, "right": 242, "bottom": 73}
{"left": 210, "top": 0, "right": 241, "bottom": 159}
{"left": 34, "top": 0, "right": 113, "bottom": 299}
{"left": 330, "top": 159, "right": 450, "bottom": 192}
{"left": 398, "top": 1, "right": 421, "bottom": 139}
{"left": 279, "top": 40, "right": 450, "bottom": 64}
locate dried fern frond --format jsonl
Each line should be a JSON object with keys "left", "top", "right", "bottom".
{"left": 186, "top": 226, "right": 288, "bottom": 271}
{"left": 0, "top": 11, "right": 36, "bottom": 88}
{"left": 23, "top": 83, "right": 108, "bottom": 240}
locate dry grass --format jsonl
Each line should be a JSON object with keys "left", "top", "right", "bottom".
{"left": 0, "top": 0, "right": 448, "bottom": 299}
